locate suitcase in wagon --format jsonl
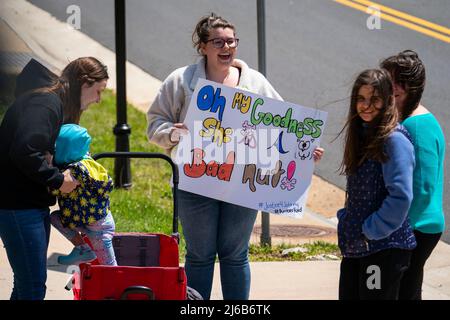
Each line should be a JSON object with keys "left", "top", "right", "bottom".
{"left": 71, "top": 152, "right": 189, "bottom": 300}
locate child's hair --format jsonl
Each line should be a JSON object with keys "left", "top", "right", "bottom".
{"left": 380, "top": 50, "right": 426, "bottom": 120}
{"left": 339, "top": 69, "right": 398, "bottom": 175}
{"left": 192, "top": 12, "right": 235, "bottom": 54}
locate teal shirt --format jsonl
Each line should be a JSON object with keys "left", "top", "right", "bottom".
{"left": 402, "top": 113, "right": 446, "bottom": 233}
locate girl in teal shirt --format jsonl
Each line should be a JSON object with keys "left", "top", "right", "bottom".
{"left": 402, "top": 113, "right": 445, "bottom": 234}
{"left": 381, "top": 50, "right": 446, "bottom": 300}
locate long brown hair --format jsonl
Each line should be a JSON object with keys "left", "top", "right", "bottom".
{"left": 37, "top": 57, "right": 108, "bottom": 124}
{"left": 339, "top": 69, "right": 398, "bottom": 176}
{"left": 380, "top": 50, "right": 425, "bottom": 121}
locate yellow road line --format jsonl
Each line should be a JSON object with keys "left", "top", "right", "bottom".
{"left": 353, "top": 0, "right": 450, "bottom": 36}
{"left": 334, "top": 0, "right": 450, "bottom": 43}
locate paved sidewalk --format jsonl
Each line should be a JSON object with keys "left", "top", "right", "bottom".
{"left": 2, "top": 226, "right": 450, "bottom": 300}
{"left": 1, "top": 0, "right": 450, "bottom": 300}
{"left": 0, "top": 212, "right": 340, "bottom": 300}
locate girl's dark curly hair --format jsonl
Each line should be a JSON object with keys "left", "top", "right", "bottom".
{"left": 380, "top": 50, "right": 425, "bottom": 120}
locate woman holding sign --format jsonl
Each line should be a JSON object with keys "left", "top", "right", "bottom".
{"left": 146, "top": 13, "right": 284, "bottom": 300}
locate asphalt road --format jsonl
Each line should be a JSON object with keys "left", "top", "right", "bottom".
{"left": 28, "top": 0, "right": 450, "bottom": 242}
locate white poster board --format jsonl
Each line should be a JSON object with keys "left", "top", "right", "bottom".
{"left": 174, "top": 79, "right": 328, "bottom": 218}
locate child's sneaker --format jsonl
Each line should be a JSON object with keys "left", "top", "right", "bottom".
{"left": 57, "top": 247, "right": 97, "bottom": 265}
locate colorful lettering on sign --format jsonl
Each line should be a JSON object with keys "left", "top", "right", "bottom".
{"left": 250, "top": 103, "right": 324, "bottom": 139}
{"left": 242, "top": 161, "right": 285, "bottom": 192}
{"left": 232, "top": 92, "right": 264, "bottom": 115}
{"left": 184, "top": 148, "right": 235, "bottom": 181}
{"left": 200, "top": 117, "right": 233, "bottom": 147}
{"left": 197, "top": 85, "right": 226, "bottom": 121}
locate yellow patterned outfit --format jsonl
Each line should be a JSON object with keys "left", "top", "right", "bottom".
{"left": 52, "top": 157, "right": 113, "bottom": 229}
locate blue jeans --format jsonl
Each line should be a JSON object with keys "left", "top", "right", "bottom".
{"left": 50, "top": 211, "right": 117, "bottom": 265}
{"left": 178, "top": 190, "right": 257, "bottom": 300}
{"left": 0, "top": 208, "right": 50, "bottom": 300}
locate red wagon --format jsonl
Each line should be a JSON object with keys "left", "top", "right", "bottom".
{"left": 70, "top": 152, "right": 199, "bottom": 300}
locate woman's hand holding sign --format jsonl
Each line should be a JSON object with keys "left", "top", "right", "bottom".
{"left": 170, "top": 123, "right": 189, "bottom": 143}
{"left": 313, "top": 147, "right": 324, "bottom": 163}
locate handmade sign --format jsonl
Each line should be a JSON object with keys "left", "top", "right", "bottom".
{"left": 174, "top": 79, "right": 327, "bottom": 217}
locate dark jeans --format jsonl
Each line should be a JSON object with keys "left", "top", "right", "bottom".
{"left": 399, "top": 230, "right": 442, "bottom": 300}
{"left": 339, "top": 248, "right": 412, "bottom": 300}
{"left": 0, "top": 208, "right": 50, "bottom": 300}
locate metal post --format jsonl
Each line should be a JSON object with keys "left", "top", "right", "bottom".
{"left": 114, "top": 0, "right": 132, "bottom": 188}
{"left": 257, "top": 0, "right": 271, "bottom": 247}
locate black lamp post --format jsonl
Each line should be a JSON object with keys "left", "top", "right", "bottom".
{"left": 257, "top": 0, "right": 271, "bottom": 247}
{"left": 114, "top": 0, "right": 132, "bottom": 188}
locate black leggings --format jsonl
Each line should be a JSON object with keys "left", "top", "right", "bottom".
{"left": 339, "top": 248, "right": 412, "bottom": 300}
{"left": 398, "top": 230, "right": 442, "bottom": 300}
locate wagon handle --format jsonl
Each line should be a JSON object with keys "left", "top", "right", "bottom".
{"left": 120, "top": 285, "right": 155, "bottom": 300}
{"left": 92, "top": 152, "right": 180, "bottom": 240}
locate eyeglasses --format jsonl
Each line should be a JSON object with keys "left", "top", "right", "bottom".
{"left": 205, "top": 38, "right": 239, "bottom": 49}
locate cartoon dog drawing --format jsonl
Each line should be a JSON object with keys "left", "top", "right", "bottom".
{"left": 295, "top": 139, "right": 313, "bottom": 160}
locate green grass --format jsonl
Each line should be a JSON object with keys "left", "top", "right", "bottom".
{"left": 249, "top": 241, "right": 340, "bottom": 262}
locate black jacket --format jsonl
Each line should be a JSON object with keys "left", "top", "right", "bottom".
{"left": 0, "top": 59, "right": 64, "bottom": 209}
